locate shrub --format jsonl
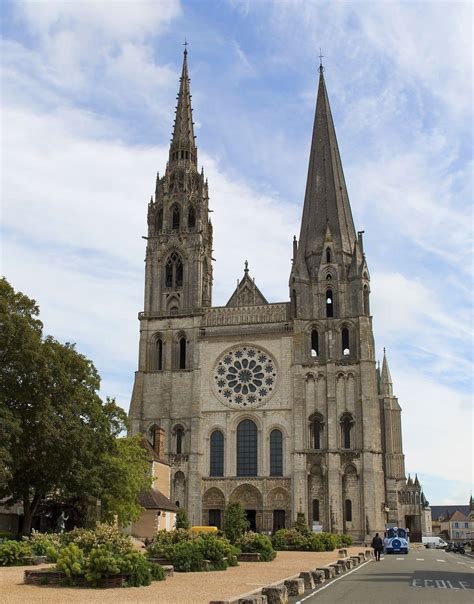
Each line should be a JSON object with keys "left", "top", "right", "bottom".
{"left": 63, "top": 523, "right": 133, "bottom": 555}
{"left": 307, "top": 534, "right": 326, "bottom": 552}
{"left": 168, "top": 540, "right": 204, "bottom": 572}
{"left": 222, "top": 502, "right": 249, "bottom": 545}
{"left": 149, "top": 561, "right": 166, "bottom": 581}
{"left": 198, "top": 534, "right": 233, "bottom": 569}
{"left": 56, "top": 544, "right": 85, "bottom": 581}
{"left": 317, "top": 532, "right": 338, "bottom": 551}
{"left": 175, "top": 508, "right": 191, "bottom": 529}
{"left": 46, "top": 546, "right": 59, "bottom": 562}
{"left": 85, "top": 545, "right": 120, "bottom": 586}
{"left": 147, "top": 528, "right": 192, "bottom": 558}
{"left": 272, "top": 528, "right": 307, "bottom": 551}
{"left": 237, "top": 532, "right": 276, "bottom": 561}
{"left": 340, "top": 534, "right": 353, "bottom": 546}
{"left": 118, "top": 551, "right": 161, "bottom": 587}
{"left": 27, "top": 530, "right": 62, "bottom": 556}
{"left": 0, "top": 540, "right": 33, "bottom": 566}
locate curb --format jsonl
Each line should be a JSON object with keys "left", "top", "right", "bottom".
{"left": 209, "top": 550, "right": 374, "bottom": 604}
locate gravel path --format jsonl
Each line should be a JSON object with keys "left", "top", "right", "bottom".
{"left": 0, "top": 547, "right": 363, "bottom": 603}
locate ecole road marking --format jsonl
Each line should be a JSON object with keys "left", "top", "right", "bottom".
{"left": 295, "top": 559, "right": 372, "bottom": 603}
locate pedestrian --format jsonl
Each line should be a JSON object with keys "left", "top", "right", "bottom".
{"left": 371, "top": 532, "right": 383, "bottom": 561}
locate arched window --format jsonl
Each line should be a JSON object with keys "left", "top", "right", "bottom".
{"left": 341, "top": 415, "right": 353, "bottom": 449}
{"left": 326, "top": 247, "right": 331, "bottom": 263}
{"left": 175, "top": 426, "right": 184, "bottom": 454}
{"left": 312, "top": 419, "right": 323, "bottom": 449}
{"left": 363, "top": 285, "right": 370, "bottom": 315}
{"left": 312, "top": 499, "right": 320, "bottom": 522}
{"left": 210, "top": 430, "right": 224, "bottom": 477}
{"left": 326, "top": 289, "right": 334, "bottom": 318}
{"left": 345, "top": 499, "right": 352, "bottom": 522}
{"left": 342, "top": 327, "right": 350, "bottom": 355}
{"left": 156, "top": 338, "right": 163, "bottom": 370}
{"left": 179, "top": 337, "right": 186, "bottom": 369}
{"left": 237, "top": 419, "right": 257, "bottom": 477}
{"left": 270, "top": 429, "right": 283, "bottom": 476}
{"left": 165, "top": 252, "right": 183, "bottom": 290}
{"left": 156, "top": 208, "right": 163, "bottom": 232}
{"left": 311, "top": 329, "right": 319, "bottom": 358}
{"left": 172, "top": 205, "right": 180, "bottom": 230}
{"left": 188, "top": 206, "right": 196, "bottom": 229}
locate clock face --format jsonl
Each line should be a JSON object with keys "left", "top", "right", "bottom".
{"left": 212, "top": 345, "right": 278, "bottom": 409}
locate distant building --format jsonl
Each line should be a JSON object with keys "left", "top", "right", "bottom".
{"left": 431, "top": 497, "right": 474, "bottom": 542}
{"left": 127, "top": 429, "right": 177, "bottom": 539}
{"left": 129, "top": 48, "right": 430, "bottom": 541}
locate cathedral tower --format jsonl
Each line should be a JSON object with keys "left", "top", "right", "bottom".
{"left": 290, "top": 64, "right": 385, "bottom": 538}
{"left": 144, "top": 48, "right": 212, "bottom": 317}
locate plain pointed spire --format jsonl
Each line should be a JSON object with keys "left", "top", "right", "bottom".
{"left": 170, "top": 47, "right": 197, "bottom": 165}
{"left": 381, "top": 348, "right": 393, "bottom": 396}
{"left": 297, "top": 64, "right": 356, "bottom": 262}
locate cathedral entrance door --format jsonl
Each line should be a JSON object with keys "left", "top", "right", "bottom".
{"left": 245, "top": 510, "right": 257, "bottom": 532}
{"left": 209, "top": 509, "right": 222, "bottom": 529}
{"left": 273, "top": 509, "right": 285, "bottom": 532}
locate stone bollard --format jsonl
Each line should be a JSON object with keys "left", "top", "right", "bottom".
{"left": 299, "top": 571, "right": 315, "bottom": 590}
{"left": 365, "top": 549, "right": 373, "bottom": 559}
{"left": 284, "top": 578, "right": 305, "bottom": 596}
{"left": 337, "top": 559, "right": 348, "bottom": 571}
{"left": 262, "top": 585, "right": 288, "bottom": 604}
{"left": 350, "top": 556, "right": 360, "bottom": 566}
{"left": 311, "top": 569, "right": 325, "bottom": 584}
{"left": 329, "top": 563, "right": 344, "bottom": 575}
{"left": 338, "top": 548, "right": 349, "bottom": 558}
{"left": 317, "top": 566, "right": 335, "bottom": 579}
{"left": 239, "top": 596, "right": 268, "bottom": 604}
{"left": 345, "top": 559, "right": 354, "bottom": 570}
{"left": 358, "top": 553, "right": 365, "bottom": 563}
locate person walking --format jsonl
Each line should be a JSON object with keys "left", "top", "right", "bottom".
{"left": 371, "top": 533, "right": 383, "bottom": 561}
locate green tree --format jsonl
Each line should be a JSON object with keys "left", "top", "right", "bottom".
{"left": 222, "top": 502, "right": 249, "bottom": 544}
{"left": 99, "top": 435, "right": 151, "bottom": 525}
{"left": 175, "top": 507, "right": 191, "bottom": 529}
{"left": 0, "top": 278, "right": 134, "bottom": 534}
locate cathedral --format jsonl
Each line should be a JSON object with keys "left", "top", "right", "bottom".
{"left": 129, "top": 49, "right": 429, "bottom": 541}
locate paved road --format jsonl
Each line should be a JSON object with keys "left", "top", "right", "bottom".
{"left": 290, "top": 549, "right": 474, "bottom": 604}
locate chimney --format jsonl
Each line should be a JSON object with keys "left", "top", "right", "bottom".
{"left": 152, "top": 426, "right": 166, "bottom": 460}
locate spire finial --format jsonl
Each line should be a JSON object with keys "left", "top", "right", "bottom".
{"left": 244, "top": 260, "right": 249, "bottom": 273}
{"left": 319, "top": 48, "right": 325, "bottom": 73}
{"left": 183, "top": 38, "right": 188, "bottom": 54}
{"left": 383, "top": 347, "right": 386, "bottom": 355}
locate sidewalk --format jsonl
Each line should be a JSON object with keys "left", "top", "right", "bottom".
{"left": 0, "top": 547, "right": 363, "bottom": 603}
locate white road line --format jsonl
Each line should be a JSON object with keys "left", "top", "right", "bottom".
{"left": 295, "top": 559, "right": 372, "bottom": 603}
{"left": 416, "top": 558, "right": 424, "bottom": 561}
{"left": 396, "top": 557, "right": 404, "bottom": 560}
{"left": 436, "top": 559, "right": 445, "bottom": 562}
{"left": 457, "top": 562, "right": 466, "bottom": 565}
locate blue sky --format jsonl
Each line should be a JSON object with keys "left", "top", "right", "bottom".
{"left": 1, "top": 0, "right": 472, "bottom": 506}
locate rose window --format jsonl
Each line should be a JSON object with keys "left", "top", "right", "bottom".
{"left": 213, "top": 346, "right": 277, "bottom": 408}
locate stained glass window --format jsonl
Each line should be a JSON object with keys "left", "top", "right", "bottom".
{"left": 210, "top": 430, "right": 224, "bottom": 477}
{"left": 270, "top": 429, "right": 283, "bottom": 476}
{"left": 237, "top": 420, "right": 257, "bottom": 476}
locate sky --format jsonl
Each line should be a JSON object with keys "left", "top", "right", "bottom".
{"left": 1, "top": 0, "right": 472, "bottom": 506}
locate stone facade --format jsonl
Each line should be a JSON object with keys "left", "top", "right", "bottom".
{"left": 129, "top": 51, "right": 426, "bottom": 540}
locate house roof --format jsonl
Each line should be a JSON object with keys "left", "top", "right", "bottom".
{"left": 431, "top": 505, "right": 469, "bottom": 521}
{"left": 448, "top": 510, "right": 469, "bottom": 522}
{"left": 138, "top": 489, "right": 178, "bottom": 512}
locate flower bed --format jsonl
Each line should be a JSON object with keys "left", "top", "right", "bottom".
{"left": 24, "top": 569, "right": 128, "bottom": 588}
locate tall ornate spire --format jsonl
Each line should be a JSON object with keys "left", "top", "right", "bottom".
{"left": 381, "top": 348, "right": 393, "bottom": 397}
{"left": 297, "top": 66, "right": 356, "bottom": 261}
{"left": 170, "top": 47, "right": 197, "bottom": 166}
